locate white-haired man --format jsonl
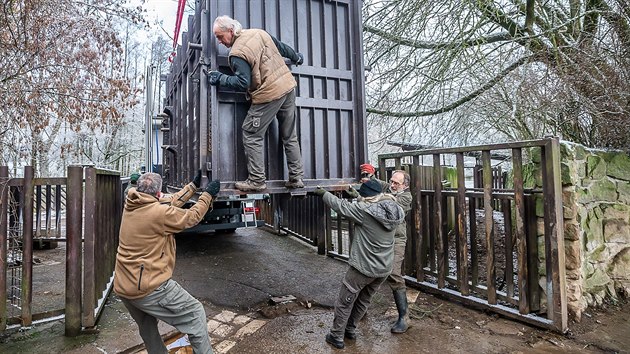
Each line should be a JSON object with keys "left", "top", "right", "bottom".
{"left": 209, "top": 15, "right": 305, "bottom": 192}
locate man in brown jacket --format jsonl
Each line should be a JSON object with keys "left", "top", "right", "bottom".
{"left": 114, "top": 172, "right": 220, "bottom": 354}
{"left": 209, "top": 15, "right": 305, "bottom": 192}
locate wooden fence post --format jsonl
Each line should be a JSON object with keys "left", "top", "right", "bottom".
{"left": 542, "top": 138, "right": 568, "bottom": 332}
{"left": 65, "top": 165, "right": 83, "bottom": 336}
{"left": 22, "top": 166, "right": 34, "bottom": 326}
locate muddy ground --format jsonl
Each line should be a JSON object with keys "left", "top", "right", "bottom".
{"left": 0, "top": 228, "right": 628, "bottom": 353}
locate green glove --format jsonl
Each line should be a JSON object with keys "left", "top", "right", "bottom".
{"left": 346, "top": 185, "right": 359, "bottom": 198}
{"left": 312, "top": 186, "right": 326, "bottom": 197}
{"left": 204, "top": 180, "right": 221, "bottom": 197}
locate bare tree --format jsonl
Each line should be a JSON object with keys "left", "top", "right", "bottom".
{"left": 364, "top": 0, "right": 630, "bottom": 150}
{"left": 0, "top": 0, "right": 146, "bottom": 176}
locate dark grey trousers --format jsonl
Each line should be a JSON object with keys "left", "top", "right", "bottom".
{"left": 330, "top": 266, "right": 387, "bottom": 340}
{"left": 241, "top": 89, "right": 304, "bottom": 183}
{"left": 121, "top": 279, "right": 213, "bottom": 354}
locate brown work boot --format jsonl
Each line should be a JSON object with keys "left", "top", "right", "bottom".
{"left": 285, "top": 178, "right": 304, "bottom": 188}
{"left": 235, "top": 179, "right": 267, "bottom": 192}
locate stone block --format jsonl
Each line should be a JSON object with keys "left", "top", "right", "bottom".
{"left": 603, "top": 219, "right": 630, "bottom": 243}
{"left": 587, "top": 244, "right": 607, "bottom": 263}
{"left": 234, "top": 319, "right": 266, "bottom": 338}
{"left": 584, "top": 268, "right": 611, "bottom": 293}
{"left": 607, "top": 153, "right": 630, "bottom": 181}
{"left": 584, "top": 261, "right": 595, "bottom": 277}
{"left": 213, "top": 310, "right": 236, "bottom": 323}
{"left": 212, "top": 324, "right": 233, "bottom": 337}
{"left": 564, "top": 221, "right": 580, "bottom": 241}
{"left": 573, "top": 143, "right": 587, "bottom": 160}
{"left": 562, "top": 189, "right": 577, "bottom": 219}
{"left": 585, "top": 209, "right": 603, "bottom": 252}
{"left": 601, "top": 204, "right": 630, "bottom": 221}
{"left": 561, "top": 162, "right": 575, "bottom": 186}
{"left": 586, "top": 155, "right": 606, "bottom": 180}
{"left": 581, "top": 178, "right": 618, "bottom": 203}
{"left": 215, "top": 340, "right": 236, "bottom": 354}
{"left": 617, "top": 181, "right": 630, "bottom": 204}
{"left": 609, "top": 247, "right": 630, "bottom": 286}
{"left": 564, "top": 240, "right": 581, "bottom": 270}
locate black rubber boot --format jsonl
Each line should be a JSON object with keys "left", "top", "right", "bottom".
{"left": 391, "top": 288, "right": 409, "bottom": 333}
{"left": 325, "top": 333, "right": 345, "bottom": 349}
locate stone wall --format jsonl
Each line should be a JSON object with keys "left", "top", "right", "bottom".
{"left": 529, "top": 142, "right": 630, "bottom": 320}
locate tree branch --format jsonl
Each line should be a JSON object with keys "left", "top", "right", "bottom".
{"left": 363, "top": 24, "right": 513, "bottom": 49}
{"left": 367, "top": 55, "right": 536, "bottom": 118}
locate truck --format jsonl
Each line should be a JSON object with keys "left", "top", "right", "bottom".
{"left": 159, "top": 0, "right": 367, "bottom": 232}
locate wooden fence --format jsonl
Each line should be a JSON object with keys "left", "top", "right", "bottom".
{"left": 0, "top": 165, "right": 121, "bottom": 336}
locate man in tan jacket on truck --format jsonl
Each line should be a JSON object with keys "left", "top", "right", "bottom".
{"left": 209, "top": 15, "right": 305, "bottom": 192}
{"left": 114, "top": 172, "right": 220, "bottom": 354}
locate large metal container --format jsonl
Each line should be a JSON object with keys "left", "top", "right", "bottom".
{"left": 163, "top": 0, "right": 366, "bottom": 193}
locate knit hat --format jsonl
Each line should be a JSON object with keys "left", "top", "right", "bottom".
{"left": 130, "top": 173, "right": 141, "bottom": 184}
{"left": 359, "top": 179, "right": 382, "bottom": 197}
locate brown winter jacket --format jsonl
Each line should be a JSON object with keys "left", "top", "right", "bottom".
{"left": 113, "top": 183, "right": 213, "bottom": 299}
{"left": 229, "top": 29, "right": 296, "bottom": 104}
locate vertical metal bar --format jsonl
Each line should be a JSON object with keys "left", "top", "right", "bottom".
{"left": 22, "top": 166, "right": 34, "bottom": 326}
{"left": 541, "top": 138, "right": 567, "bottom": 332}
{"left": 394, "top": 157, "right": 401, "bottom": 171}
{"left": 456, "top": 153, "right": 469, "bottom": 295}
{"left": 65, "top": 165, "right": 83, "bottom": 336}
{"left": 512, "top": 148, "right": 529, "bottom": 313}
{"left": 433, "top": 154, "right": 445, "bottom": 288}
{"left": 83, "top": 167, "right": 97, "bottom": 327}
{"left": 0, "top": 166, "right": 9, "bottom": 330}
{"left": 317, "top": 197, "right": 326, "bottom": 255}
{"left": 482, "top": 151, "right": 496, "bottom": 304}
{"left": 336, "top": 212, "right": 343, "bottom": 255}
{"left": 325, "top": 205, "right": 333, "bottom": 254}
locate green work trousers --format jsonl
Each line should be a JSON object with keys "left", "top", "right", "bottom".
{"left": 241, "top": 89, "right": 304, "bottom": 183}
{"left": 330, "top": 266, "right": 387, "bottom": 340}
{"left": 386, "top": 241, "right": 407, "bottom": 291}
{"left": 121, "top": 279, "right": 213, "bottom": 354}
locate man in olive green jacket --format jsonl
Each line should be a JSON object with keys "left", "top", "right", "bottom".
{"left": 114, "top": 172, "right": 220, "bottom": 354}
{"left": 360, "top": 164, "right": 413, "bottom": 333}
{"left": 313, "top": 179, "right": 405, "bottom": 349}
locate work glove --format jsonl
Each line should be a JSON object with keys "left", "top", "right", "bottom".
{"left": 346, "top": 185, "right": 360, "bottom": 199}
{"left": 312, "top": 186, "right": 326, "bottom": 197}
{"left": 208, "top": 71, "right": 224, "bottom": 86}
{"left": 192, "top": 169, "right": 202, "bottom": 188}
{"left": 204, "top": 180, "right": 221, "bottom": 197}
{"left": 294, "top": 53, "right": 304, "bottom": 66}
